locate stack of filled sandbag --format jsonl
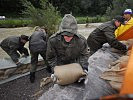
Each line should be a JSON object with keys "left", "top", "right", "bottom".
{"left": 100, "top": 38, "right": 133, "bottom": 91}
{"left": 100, "top": 55, "right": 129, "bottom": 91}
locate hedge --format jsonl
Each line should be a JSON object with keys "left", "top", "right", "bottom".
{"left": 0, "top": 19, "right": 32, "bottom": 28}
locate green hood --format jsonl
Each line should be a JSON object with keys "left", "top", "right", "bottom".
{"left": 57, "top": 14, "right": 78, "bottom": 35}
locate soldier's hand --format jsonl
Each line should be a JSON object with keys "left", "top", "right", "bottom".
{"left": 16, "top": 62, "right": 23, "bottom": 67}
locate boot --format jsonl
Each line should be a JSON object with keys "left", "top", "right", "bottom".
{"left": 30, "top": 72, "right": 35, "bottom": 83}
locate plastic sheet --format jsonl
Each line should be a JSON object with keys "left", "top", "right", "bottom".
{"left": 39, "top": 46, "right": 122, "bottom": 100}
{"left": 0, "top": 55, "right": 43, "bottom": 69}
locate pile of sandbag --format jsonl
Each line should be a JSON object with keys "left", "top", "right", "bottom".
{"left": 100, "top": 38, "right": 133, "bottom": 91}
{"left": 100, "top": 51, "right": 130, "bottom": 91}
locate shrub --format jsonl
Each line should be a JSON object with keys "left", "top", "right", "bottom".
{"left": 0, "top": 19, "right": 32, "bottom": 28}
{"left": 21, "top": 0, "right": 61, "bottom": 36}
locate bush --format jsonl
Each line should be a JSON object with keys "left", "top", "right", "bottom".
{"left": 22, "top": 0, "right": 61, "bottom": 36}
{"left": 0, "top": 19, "right": 32, "bottom": 28}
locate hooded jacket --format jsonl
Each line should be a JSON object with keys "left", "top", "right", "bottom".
{"left": 46, "top": 14, "right": 89, "bottom": 70}
{"left": 29, "top": 30, "right": 47, "bottom": 53}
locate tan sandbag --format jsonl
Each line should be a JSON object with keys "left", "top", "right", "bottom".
{"left": 109, "top": 81, "right": 122, "bottom": 91}
{"left": 127, "top": 50, "right": 131, "bottom": 56}
{"left": 100, "top": 55, "right": 129, "bottom": 92}
{"left": 54, "top": 63, "right": 86, "bottom": 85}
{"left": 119, "top": 56, "right": 129, "bottom": 69}
{"left": 110, "top": 55, "right": 129, "bottom": 69}
{"left": 40, "top": 77, "right": 52, "bottom": 87}
{"left": 100, "top": 63, "right": 126, "bottom": 83}
{"left": 121, "top": 39, "right": 133, "bottom": 50}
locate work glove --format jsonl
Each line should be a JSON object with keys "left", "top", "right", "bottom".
{"left": 83, "top": 65, "right": 88, "bottom": 72}
{"left": 84, "top": 69, "right": 88, "bottom": 75}
{"left": 78, "top": 69, "right": 88, "bottom": 84}
{"left": 50, "top": 74, "right": 57, "bottom": 82}
{"left": 78, "top": 75, "right": 88, "bottom": 84}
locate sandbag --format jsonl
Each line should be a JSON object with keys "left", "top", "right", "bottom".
{"left": 54, "top": 63, "right": 86, "bottom": 85}
{"left": 121, "top": 39, "right": 133, "bottom": 50}
{"left": 100, "top": 55, "right": 129, "bottom": 91}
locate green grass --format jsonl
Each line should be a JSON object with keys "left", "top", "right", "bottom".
{"left": 0, "top": 16, "right": 109, "bottom": 28}
{"left": 0, "top": 19, "right": 32, "bottom": 28}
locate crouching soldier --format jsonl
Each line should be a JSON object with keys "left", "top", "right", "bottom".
{"left": 46, "top": 14, "right": 89, "bottom": 76}
{"left": 0, "top": 35, "right": 29, "bottom": 66}
{"left": 29, "top": 27, "right": 48, "bottom": 83}
{"left": 87, "top": 15, "right": 128, "bottom": 55}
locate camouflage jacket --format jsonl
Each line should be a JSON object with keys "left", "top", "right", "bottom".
{"left": 46, "top": 33, "right": 89, "bottom": 70}
{"left": 87, "top": 21, "right": 127, "bottom": 52}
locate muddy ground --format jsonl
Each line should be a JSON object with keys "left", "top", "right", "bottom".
{"left": 0, "top": 23, "right": 101, "bottom": 100}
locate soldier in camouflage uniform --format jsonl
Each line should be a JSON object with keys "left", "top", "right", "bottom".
{"left": 29, "top": 27, "right": 48, "bottom": 83}
{"left": 87, "top": 16, "right": 128, "bottom": 55}
{"left": 0, "top": 35, "right": 29, "bottom": 66}
{"left": 46, "top": 14, "right": 89, "bottom": 73}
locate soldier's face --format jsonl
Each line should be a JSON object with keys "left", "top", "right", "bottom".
{"left": 115, "top": 21, "right": 121, "bottom": 27}
{"left": 63, "top": 35, "right": 73, "bottom": 42}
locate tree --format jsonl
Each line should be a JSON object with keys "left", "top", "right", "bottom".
{"left": 22, "top": 0, "right": 61, "bottom": 36}
{"left": 105, "top": 0, "right": 133, "bottom": 18}
{"left": 79, "top": 0, "right": 112, "bottom": 16}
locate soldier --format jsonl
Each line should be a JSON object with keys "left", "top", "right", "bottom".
{"left": 87, "top": 15, "right": 128, "bottom": 55}
{"left": 29, "top": 27, "right": 48, "bottom": 83}
{"left": 0, "top": 35, "right": 29, "bottom": 66}
{"left": 46, "top": 14, "right": 89, "bottom": 74}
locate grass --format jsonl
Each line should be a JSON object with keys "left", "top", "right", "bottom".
{"left": 0, "top": 16, "right": 108, "bottom": 28}
{"left": 0, "top": 19, "right": 32, "bottom": 28}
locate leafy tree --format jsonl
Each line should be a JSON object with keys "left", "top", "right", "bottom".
{"left": 105, "top": 0, "right": 133, "bottom": 18}
{"left": 22, "top": 0, "right": 61, "bottom": 36}
{"left": 79, "top": 0, "right": 112, "bottom": 16}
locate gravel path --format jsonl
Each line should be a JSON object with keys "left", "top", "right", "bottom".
{"left": 0, "top": 69, "right": 53, "bottom": 100}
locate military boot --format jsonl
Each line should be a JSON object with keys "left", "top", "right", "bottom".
{"left": 30, "top": 72, "right": 35, "bottom": 83}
